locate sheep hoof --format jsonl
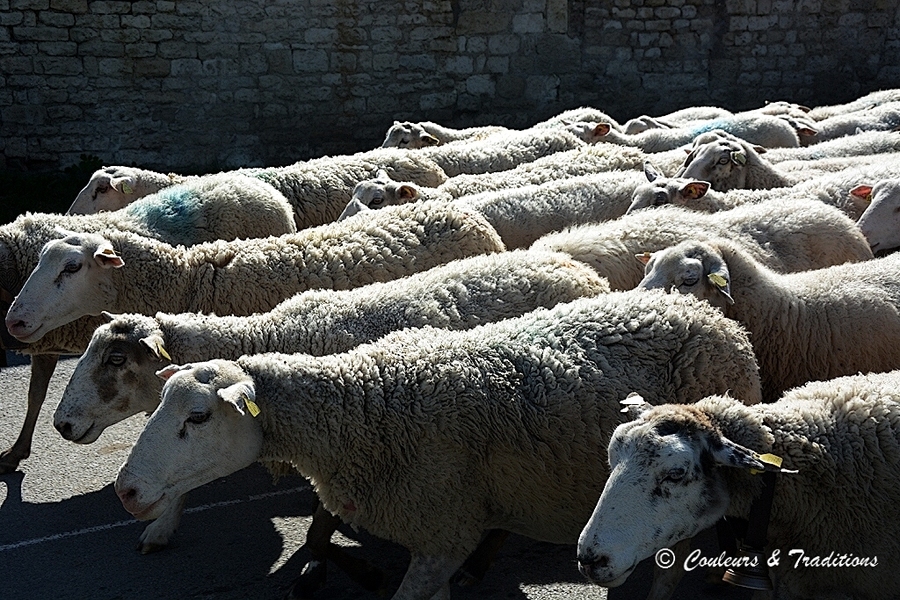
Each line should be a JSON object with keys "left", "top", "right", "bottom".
{"left": 137, "top": 539, "right": 169, "bottom": 554}
{"left": 0, "top": 450, "right": 22, "bottom": 474}
{"left": 450, "top": 567, "right": 481, "bottom": 587}
{"left": 286, "top": 560, "right": 328, "bottom": 599}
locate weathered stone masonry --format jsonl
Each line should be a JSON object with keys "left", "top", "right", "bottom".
{"left": 1, "top": 0, "right": 899, "bottom": 172}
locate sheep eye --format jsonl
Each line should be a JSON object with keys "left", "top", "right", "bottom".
{"left": 664, "top": 467, "right": 687, "bottom": 482}
{"left": 717, "top": 156, "right": 730, "bottom": 165}
{"left": 186, "top": 411, "right": 211, "bottom": 425}
{"left": 369, "top": 195, "right": 385, "bottom": 207}
{"left": 106, "top": 352, "right": 126, "bottom": 367}
{"left": 63, "top": 262, "right": 82, "bottom": 274}
{"left": 94, "top": 183, "right": 110, "bottom": 197}
{"left": 681, "top": 275, "right": 699, "bottom": 286}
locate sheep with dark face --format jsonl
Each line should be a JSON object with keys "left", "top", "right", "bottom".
{"left": 578, "top": 370, "right": 900, "bottom": 599}
{"left": 115, "top": 289, "right": 761, "bottom": 600}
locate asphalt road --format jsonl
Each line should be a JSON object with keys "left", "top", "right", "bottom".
{"left": 0, "top": 358, "right": 753, "bottom": 600}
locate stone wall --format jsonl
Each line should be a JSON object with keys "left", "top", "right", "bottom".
{"left": 2, "top": 0, "right": 899, "bottom": 171}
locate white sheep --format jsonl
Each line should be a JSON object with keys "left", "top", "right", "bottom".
{"left": 0, "top": 176, "right": 297, "bottom": 474}
{"left": 578, "top": 370, "right": 900, "bottom": 599}
{"left": 854, "top": 179, "right": 900, "bottom": 254}
{"left": 738, "top": 129, "right": 900, "bottom": 163}
{"left": 627, "top": 166, "right": 874, "bottom": 220}
{"left": 56, "top": 249, "right": 608, "bottom": 569}
{"left": 577, "top": 114, "right": 801, "bottom": 152}
{"left": 380, "top": 121, "right": 509, "bottom": 148}
{"left": 337, "top": 168, "right": 424, "bottom": 221}
{"left": 807, "top": 88, "right": 900, "bottom": 120}
{"left": 340, "top": 169, "right": 655, "bottom": 250}
{"left": 623, "top": 107, "right": 735, "bottom": 134}
{"left": 638, "top": 238, "right": 900, "bottom": 401}
{"left": 114, "top": 289, "right": 762, "bottom": 600}
{"left": 5, "top": 200, "right": 505, "bottom": 344}
{"left": 437, "top": 143, "right": 689, "bottom": 198}
{"left": 800, "top": 101, "right": 900, "bottom": 146}
{"left": 532, "top": 106, "right": 623, "bottom": 131}
{"left": 68, "top": 165, "right": 181, "bottom": 214}
{"left": 530, "top": 199, "right": 873, "bottom": 291}
{"left": 414, "top": 127, "right": 585, "bottom": 177}
{"left": 66, "top": 149, "right": 448, "bottom": 230}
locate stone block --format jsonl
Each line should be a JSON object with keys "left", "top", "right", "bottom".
{"left": 12, "top": 27, "right": 70, "bottom": 42}
{"left": 292, "top": 49, "right": 328, "bottom": 72}
{"left": 90, "top": 1, "right": 132, "bottom": 13}
{"left": 11, "top": 0, "right": 48, "bottom": 8}
{"left": 38, "top": 41, "right": 76, "bottom": 56}
{"left": 50, "top": 0, "right": 88, "bottom": 11}
{"left": 39, "top": 11, "right": 75, "bottom": 26}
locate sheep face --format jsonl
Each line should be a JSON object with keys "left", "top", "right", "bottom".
{"left": 381, "top": 121, "right": 440, "bottom": 149}
{"left": 67, "top": 167, "right": 141, "bottom": 215}
{"left": 5, "top": 233, "right": 123, "bottom": 343}
{"left": 55, "top": 313, "right": 169, "bottom": 444}
{"left": 638, "top": 240, "right": 734, "bottom": 312}
{"left": 627, "top": 176, "right": 710, "bottom": 214}
{"left": 577, "top": 403, "right": 765, "bottom": 587}
{"left": 855, "top": 179, "right": 900, "bottom": 255}
{"left": 678, "top": 138, "right": 755, "bottom": 191}
{"left": 115, "top": 360, "right": 263, "bottom": 521}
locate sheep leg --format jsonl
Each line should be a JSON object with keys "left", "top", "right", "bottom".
{"left": 288, "top": 498, "right": 386, "bottom": 599}
{"left": 0, "top": 354, "right": 58, "bottom": 474}
{"left": 391, "top": 553, "right": 462, "bottom": 600}
{"left": 137, "top": 493, "right": 186, "bottom": 553}
{"left": 645, "top": 536, "right": 692, "bottom": 600}
{"left": 452, "top": 529, "right": 510, "bottom": 585}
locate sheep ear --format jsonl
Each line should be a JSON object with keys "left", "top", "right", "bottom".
{"left": 217, "top": 381, "right": 259, "bottom": 417}
{"left": 752, "top": 144, "right": 767, "bottom": 154}
{"left": 707, "top": 270, "right": 734, "bottom": 305}
{"left": 729, "top": 150, "right": 747, "bottom": 165}
{"left": 100, "top": 311, "right": 120, "bottom": 323}
{"left": 422, "top": 133, "right": 441, "bottom": 146}
{"left": 109, "top": 174, "right": 135, "bottom": 195}
{"left": 708, "top": 435, "right": 797, "bottom": 474}
{"left": 635, "top": 251, "right": 653, "bottom": 266}
{"left": 156, "top": 363, "right": 190, "bottom": 381}
{"left": 397, "top": 185, "right": 418, "bottom": 200}
{"left": 681, "top": 181, "right": 709, "bottom": 200}
{"left": 593, "top": 123, "right": 612, "bottom": 137}
{"left": 849, "top": 184, "right": 873, "bottom": 204}
{"left": 375, "top": 168, "right": 390, "bottom": 180}
{"left": 796, "top": 127, "right": 817, "bottom": 139}
{"left": 643, "top": 161, "right": 663, "bottom": 182}
{"left": 620, "top": 392, "right": 652, "bottom": 420}
{"left": 93, "top": 243, "right": 125, "bottom": 269}
{"left": 139, "top": 334, "right": 171, "bottom": 361}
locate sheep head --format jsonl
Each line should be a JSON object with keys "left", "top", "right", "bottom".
{"left": 5, "top": 232, "right": 124, "bottom": 343}
{"left": 115, "top": 359, "right": 263, "bottom": 521}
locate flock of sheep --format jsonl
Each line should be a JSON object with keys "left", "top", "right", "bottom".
{"left": 3, "top": 87, "right": 900, "bottom": 600}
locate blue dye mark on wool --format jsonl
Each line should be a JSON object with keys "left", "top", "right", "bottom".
{"left": 125, "top": 186, "right": 200, "bottom": 242}
{"left": 688, "top": 119, "right": 730, "bottom": 136}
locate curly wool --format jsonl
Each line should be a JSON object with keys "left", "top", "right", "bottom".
{"left": 240, "top": 290, "right": 760, "bottom": 560}
{"left": 698, "top": 371, "right": 900, "bottom": 599}
{"left": 531, "top": 199, "right": 873, "bottom": 290}
{"left": 83, "top": 201, "right": 505, "bottom": 319}
{"left": 415, "top": 127, "right": 586, "bottom": 177}
{"left": 454, "top": 170, "right": 650, "bottom": 249}
{"left": 437, "top": 143, "right": 687, "bottom": 198}
{"left": 661, "top": 239, "right": 900, "bottom": 401}
{"left": 243, "top": 148, "right": 447, "bottom": 229}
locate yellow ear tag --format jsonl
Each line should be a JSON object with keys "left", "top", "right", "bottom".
{"left": 243, "top": 394, "right": 261, "bottom": 418}
{"left": 731, "top": 152, "right": 747, "bottom": 165}
{"left": 156, "top": 341, "right": 171, "bottom": 361}
{"left": 121, "top": 183, "right": 134, "bottom": 195}
{"left": 865, "top": 192, "right": 872, "bottom": 205}
{"left": 708, "top": 273, "right": 728, "bottom": 289}
{"left": 750, "top": 452, "right": 783, "bottom": 475}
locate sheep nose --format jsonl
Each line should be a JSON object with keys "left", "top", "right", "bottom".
{"left": 116, "top": 485, "right": 140, "bottom": 511}
{"left": 576, "top": 552, "right": 610, "bottom": 577}
{"left": 55, "top": 420, "right": 74, "bottom": 440}
{"left": 5, "top": 317, "right": 26, "bottom": 336}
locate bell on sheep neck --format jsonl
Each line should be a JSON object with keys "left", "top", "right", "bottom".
{"left": 722, "top": 546, "right": 773, "bottom": 590}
